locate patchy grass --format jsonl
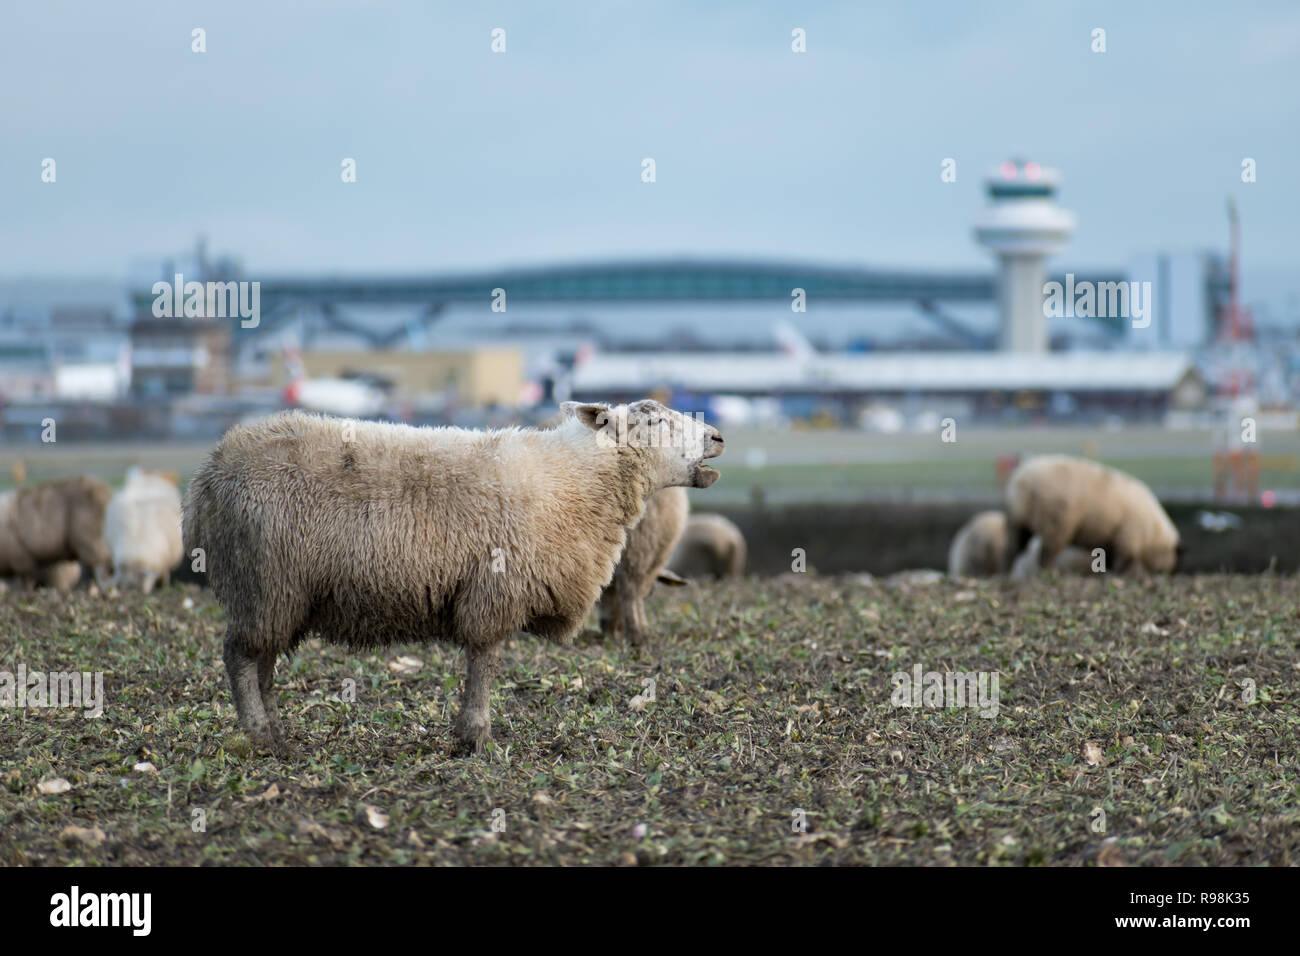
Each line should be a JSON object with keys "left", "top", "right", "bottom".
{"left": 1, "top": 574, "right": 1297, "bottom": 866}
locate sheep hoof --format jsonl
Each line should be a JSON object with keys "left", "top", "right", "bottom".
{"left": 452, "top": 723, "right": 492, "bottom": 757}
{"left": 451, "top": 737, "right": 491, "bottom": 758}
{"left": 262, "top": 734, "right": 294, "bottom": 759}
{"left": 265, "top": 724, "right": 289, "bottom": 752}
{"left": 241, "top": 723, "right": 291, "bottom": 757}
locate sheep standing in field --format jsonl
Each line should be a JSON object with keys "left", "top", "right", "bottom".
{"left": 105, "top": 467, "right": 184, "bottom": 594}
{"left": 670, "top": 513, "right": 747, "bottom": 580}
{"left": 949, "top": 509, "right": 1094, "bottom": 579}
{"left": 184, "top": 400, "right": 724, "bottom": 753}
{"left": 598, "top": 487, "right": 689, "bottom": 644}
{"left": 1003, "top": 455, "right": 1180, "bottom": 575}
{"left": 0, "top": 478, "right": 112, "bottom": 587}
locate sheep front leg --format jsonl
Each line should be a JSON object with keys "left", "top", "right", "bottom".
{"left": 621, "top": 585, "right": 650, "bottom": 647}
{"left": 454, "top": 639, "right": 503, "bottom": 754}
{"left": 610, "top": 561, "right": 649, "bottom": 646}
{"left": 1113, "top": 548, "right": 1147, "bottom": 578}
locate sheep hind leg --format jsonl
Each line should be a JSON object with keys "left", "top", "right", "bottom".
{"left": 223, "top": 627, "right": 279, "bottom": 750}
{"left": 257, "top": 650, "right": 286, "bottom": 745}
{"left": 453, "top": 639, "right": 503, "bottom": 755}
{"left": 598, "top": 587, "right": 623, "bottom": 640}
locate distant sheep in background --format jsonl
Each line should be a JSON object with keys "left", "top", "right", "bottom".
{"left": 1005, "top": 455, "right": 1179, "bottom": 574}
{"left": 38, "top": 561, "right": 84, "bottom": 592}
{"left": 105, "top": 467, "right": 184, "bottom": 594}
{"left": 0, "top": 478, "right": 112, "bottom": 587}
{"left": 670, "top": 513, "right": 746, "bottom": 580}
{"left": 950, "top": 509, "right": 1095, "bottom": 579}
{"left": 184, "top": 401, "right": 724, "bottom": 753}
{"left": 599, "top": 487, "right": 689, "bottom": 644}
{"left": 948, "top": 510, "right": 1006, "bottom": 578}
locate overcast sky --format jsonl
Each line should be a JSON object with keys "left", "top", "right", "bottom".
{"left": 3, "top": 1, "right": 1297, "bottom": 314}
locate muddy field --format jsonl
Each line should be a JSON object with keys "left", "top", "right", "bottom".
{"left": 2, "top": 573, "right": 1296, "bottom": 866}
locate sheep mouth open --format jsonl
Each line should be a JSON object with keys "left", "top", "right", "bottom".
{"left": 693, "top": 465, "right": 720, "bottom": 488}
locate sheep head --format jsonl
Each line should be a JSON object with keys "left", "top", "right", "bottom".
{"left": 561, "top": 399, "right": 724, "bottom": 489}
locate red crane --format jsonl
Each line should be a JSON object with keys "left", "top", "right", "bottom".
{"left": 1213, "top": 198, "right": 1259, "bottom": 501}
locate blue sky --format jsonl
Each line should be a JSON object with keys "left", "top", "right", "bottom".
{"left": 3, "top": 1, "right": 1297, "bottom": 314}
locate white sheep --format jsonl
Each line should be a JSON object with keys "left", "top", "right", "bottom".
{"left": 669, "top": 513, "right": 746, "bottom": 579}
{"left": 183, "top": 400, "right": 724, "bottom": 753}
{"left": 105, "top": 468, "right": 184, "bottom": 594}
{"left": 1004, "top": 455, "right": 1180, "bottom": 574}
{"left": 599, "top": 487, "right": 689, "bottom": 644}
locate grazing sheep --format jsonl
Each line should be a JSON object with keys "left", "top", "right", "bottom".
{"left": 105, "top": 467, "right": 184, "bottom": 594}
{"left": 949, "top": 510, "right": 1095, "bottom": 579}
{"left": 598, "top": 487, "right": 689, "bottom": 643}
{"left": 669, "top": 513, "right": 747, "bottom": 580}
{"left": 1004, "top": 455, "right": 1179, "bottom": 575}
{"left": 184, "top": 400, "right": 724, "bottom": 753}
{"left": 0, "top": 478, "right": 112, "bottom": 586}
{"left": 947, "top": 510, "right": 1006, "bottom": 578}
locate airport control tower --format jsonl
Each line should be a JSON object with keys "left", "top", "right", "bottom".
{"left": 974, "top": 160, "right": 1075, "bottom": 352}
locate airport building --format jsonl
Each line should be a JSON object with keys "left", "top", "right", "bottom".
{"left": 569, "top": 350, "right": 1207, "bottom": 424}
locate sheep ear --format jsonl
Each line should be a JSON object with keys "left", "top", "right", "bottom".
{"left": 561, "top": 402, "right": 608, "bottom": 431}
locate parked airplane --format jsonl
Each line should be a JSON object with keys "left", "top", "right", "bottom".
{"left": 280, "top": 346, "right": 387, "bottom": 417}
